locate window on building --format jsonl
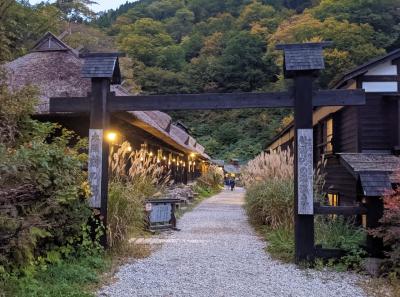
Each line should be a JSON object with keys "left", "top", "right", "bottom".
{"left": 316, "top": 118, "right": 334, "bottom": 157}
{"left": 326, "top": 118, "right": 333, "bottom": 153}
{"left": 327, "top": 192, "right": 339, "bottom": 220}
{"left": 361, "top": 197, "right": 367, "bottom": 228}
{"left": 327, "top": 192, "right": 339, "bottom": 206}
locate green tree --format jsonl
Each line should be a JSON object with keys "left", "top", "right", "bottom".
{"left": 237, "top": 1, "right": 278, "bottom": 31}
{"left": 117, "top": 18, "right": 174, "bottom": 66}
{"left": 165, "top": 7, "right": 195, "bottom": 41}
{"left": 55, "top": 0, "right": 98, "bottom": 21}
{"left": 156, "top": 45, "right": 186, "bottom": 71}
{"left": 271, "top": 13, "right": 385, "bottom": 86}
{"left": 217, "top": 31, "right": 279, "bottom": 91}
{"left": 312, "top": 0, "right": 400, "bottom": 49}
{"left": 0, "top": 1, "right": 63, "bottom": 60}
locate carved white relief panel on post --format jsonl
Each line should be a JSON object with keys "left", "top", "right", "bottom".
{"left": 297, "top": 129, "right": 314, "bottom": 215}
{"left": 88, "top": 129, "right": 103, "bottom": 208}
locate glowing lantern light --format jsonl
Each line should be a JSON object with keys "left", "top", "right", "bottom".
{"left": 106, "top": 131, "right": 117, "bottom": 142}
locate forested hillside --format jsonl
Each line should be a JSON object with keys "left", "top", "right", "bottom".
{"left": 2, "top": 0, "right": 400, "bottom": 160}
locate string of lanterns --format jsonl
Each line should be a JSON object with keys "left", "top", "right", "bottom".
{"left": 105, "top": 130, "right": 203, "bottom": 175}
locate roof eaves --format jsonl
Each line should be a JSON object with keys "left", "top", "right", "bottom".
{"left": 265, "top": 120, "right": 294, "bottom": 149}
{"left": 31, "top": 31, "right": 79, "bottom": 57}
{"left": 332, "top": 48, "right": 400, "bottom": 89}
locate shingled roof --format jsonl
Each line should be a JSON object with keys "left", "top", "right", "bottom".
{"left": 81, "top": 53, "right": 122, "bottom": 84}
{"left": 276, "top": 42, "right": 331, "bottom": 77}
{"left": 339, "top": 153, "right": 400, "bottom": 196}
{"left": 4, "top": 32, "right": 209, "bottom": 159}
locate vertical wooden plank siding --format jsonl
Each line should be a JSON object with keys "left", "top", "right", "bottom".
{"left": 323, "top": 157, "right": 358, "bottom": 205}
{"left": 358, "top": 94, "right": 395, "bottom": 151}
{"left": 333, "top": 107, "right": 359, "bottom": 153}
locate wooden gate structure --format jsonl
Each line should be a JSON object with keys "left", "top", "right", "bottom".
{"left": 50, "top": 42, "right": 366, "bottom": 263}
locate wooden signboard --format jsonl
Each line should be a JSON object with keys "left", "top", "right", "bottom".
{"left": 149, "top": 204, "right": 172, "bottom": 223}
{"left": 297, "top": 129, "right": 314, "bottom": 215}
{"left": 88, "top": 129, "right": 103, "bottom": 208}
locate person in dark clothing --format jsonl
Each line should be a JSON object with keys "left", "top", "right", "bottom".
{"left": 230, "top": 178, "right": 235, "bottom": 191}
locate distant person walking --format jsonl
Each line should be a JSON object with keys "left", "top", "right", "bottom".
{"left": 225, "top": 178, "right": 230, "bottom": 190}
{"left": 230, "top": 178, "right": 235, "bottom": 191}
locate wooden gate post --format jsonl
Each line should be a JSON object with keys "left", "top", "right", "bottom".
{"left": 82, "top": 53, "right": 123, "bottom": 248}
{"left": 277, "top": 43, "right": 332, "bottom": 263}
{"left": 89, "top": 78, "right": 111, "bottom": 247}
{"left": 293, "top": 73, "right": 315, "bottom": 262}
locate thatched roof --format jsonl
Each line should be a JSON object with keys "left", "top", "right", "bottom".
{"left": 4, "top": 32, "right": 209, "bottom": 159}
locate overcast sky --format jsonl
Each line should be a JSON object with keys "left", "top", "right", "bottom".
{"left": 29, "top": 1, "right": 136, "bottom": 13}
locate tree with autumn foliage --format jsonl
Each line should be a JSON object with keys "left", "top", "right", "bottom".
{"left": 370, "top": 174, "right": 400, "bottom": 277}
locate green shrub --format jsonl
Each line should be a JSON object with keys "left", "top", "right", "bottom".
{"left": 264, "top": 226, "right": 294, "bottom": 262}
{"left": 0, "top": 120, "right": 93, "bottom": 272}
{"left": 315, "top": 216, "right": 366, "bottom": 270}
{"left": 1, "top": 253, "right": 109, "bottom": 297}
{"left": 315, "top": 216, "right": 366, "bottom": 250}
{"left": 245, "top": 179, "right": 294, "bottom": 229}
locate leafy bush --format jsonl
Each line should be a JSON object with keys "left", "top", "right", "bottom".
{"left": 0, "top": 78, "right": 97, "bottom": 276}
{"left": 0, "top": 69, "right": 37, "bottom": 145}
{"left": 315, "top": 216, "right": 366, "bottom": 270}
{"left": 1, "top": 253, "right": 109, "bottom": 297}
{"left": 316, "top": 217, "right": 366, "bottom": 250}
{"left": 0, "top": 120, "right": 93, "bottom": 272}
{"left": 369, "top": 181, "right": 400, "bottom": 277}
{"left": 245, "top": 178, "right": 294, "bottom": 229}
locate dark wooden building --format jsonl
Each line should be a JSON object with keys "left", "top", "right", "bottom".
{"left": 4, "top": 32, "right": 210, "bottom": 184}
{"left": 268, "top": 49, "right": 400, "bottom": 239}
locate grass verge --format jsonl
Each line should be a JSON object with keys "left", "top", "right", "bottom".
{"left": 1, "top": 253, "right": 110, "bottom": 297}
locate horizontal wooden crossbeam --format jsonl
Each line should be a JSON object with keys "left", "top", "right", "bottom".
{"left": 49, "top": 89, "right": 365, "bottom": 113}
{"left": 314, "top": 246, "right": 346, "bottom": 259}
{"left": 314, "top": 203, "right": 367, "bottom": 215}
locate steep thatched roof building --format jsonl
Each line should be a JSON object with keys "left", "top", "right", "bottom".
{"left": 4, "top": 32, "right": 209, "bottom": 182}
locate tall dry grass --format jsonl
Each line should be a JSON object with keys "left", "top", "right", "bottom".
{"left": 241, "top": 149, "right": 293, "bottom": 187}
{"left": 109, "top": 141, "right": 171, "bottom": 188}
{"left": 107, "top": 142, "right": 172, "bottom": 248}
{"left": 243, "top": 149, "right": 294, "bottom": 230}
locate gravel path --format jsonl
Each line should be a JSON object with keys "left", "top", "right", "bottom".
{"left": 98, "top": 188, "right": 367, "bottom": 297}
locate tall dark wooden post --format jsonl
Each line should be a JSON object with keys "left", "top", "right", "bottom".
{"left": 293, "top": 73, "right": 315, "bottom": 262}
{"left": 89, "top": 78, "right": 111, "bottom": 247}
{"left": 277, "top": 43, "right": 331, "bottom": 263}
{"left": 82, "top": 53, "right": 123, "bottom": 248}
